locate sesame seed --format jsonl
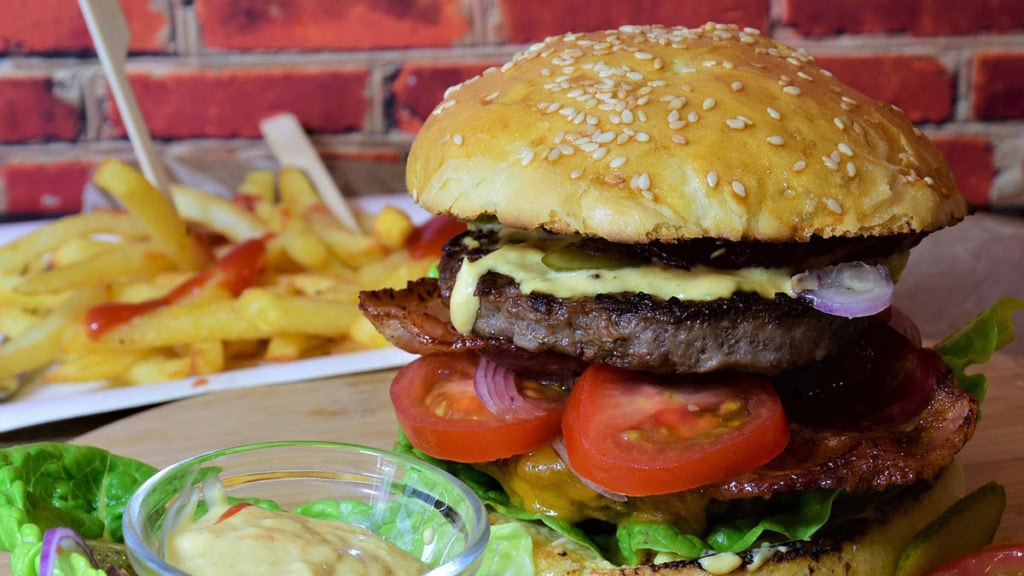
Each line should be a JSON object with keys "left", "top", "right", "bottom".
{"left": 833, "top": 117, "right": 846, "bottom": 130}
{"left": 793, "top": 160, "right": 807, "bottom": 172}
{"left": 846, "top": 162, "right": 857, "bottom": 177}
{"left": 767, "top": 107, "right": 781, "bottom": 120}
{"left": 838, "top": 142, "right": 854, "bottom": 157}
{"left": 610, "top": 113, "right": 622, "bottom": 124}
{"left": 924, "top": 176, "right": 936, "bottom": 186}
{"left": 558, "top": 144, "right": 575, "bottom": 155}
{"left": 638, "top": 172, "right": 651, "bottom": 190}
{"left": 766, "top": 135, "right": 785, "bottom": 145}
{"left": 641, "top": 189, "right": 654, "bottom": 200}
{"left": 586, "top": 114, "right": 599, "bottom": 125}
{"left": 841, "top": 96, "right": 858, "bottom": 106}
{"left": 668, "top": 109, "right": 681, "bottom": 123}
{"left": 595, "top": 131, "right": 615, "bottom": 144}
{"left": 605, "top": 174, "right": 625, "bottom": 185}
{"left": 726, "top": 118, "right": 747, "bottom": 129}
{"left": 453, "top": 134, "right": 464, "bottom": 146}
{"left": 616, "top": 132, "right": 631, "bottom": 144}
{"left": 702, "top": 97, "right": 717, "bottom": 110}
{"left": 546, "top": 102, "right": 561, "bottom": 114}
{"left": 797, "top": 71, "right": 814, "bottom": 81}
{"left": 610, "top": 156, "right": 627, "bottom": 168}
{"left": 703, "top": 60, "right": 717, "bottom": 67}
{"left": 706, "top": 171, "right": 719, "bottom": 188}
{"left": 635, "top": 131, "right": 651, "bottom": 142}
{"left": 635, "top": 51, "right": 653, "bottom": 60}
{"left": 672, "top": 133, "right": 688, "bottom": 145}
{"left": 830, "top": 150, "right": 841, "bottom": 163}
{"left": 571, "top": 167, "right": 584, "bottom": 179}
{"left": 822, "top": 155, "right": 839, "bottom": 170}
{"left": 731, "top": 180, "right": 747, "bottom": 197}
{"left": 824, "top": 197, "right": 843, "bottom": 214}
{"left": 654, "top": 57, "right": 664, "bottom": 70}
{"left": 637, "top": 95, "right": 651, "bottom": 105}
{"left": 668, "top": 97, "right": 686, "bottom": 110}
{"left": 483, "top": 91, "right": 500, "bottom": 102}
{"left": 540, "top": 68, "right": 552, "bottom": 77}
{"left": 669, "top": 120, "right": 687, "bottom": 130}
{"left": 501, "top": 61, "right": 515, "bottom": 73}
{"left": 783, "top": 85, "right": 802, "bottom": 96}
{"left": 637, "top": 110, "right": 648, "bottom": 122}
{"left": 521, "top": 149, "right": 535, "bottom": 166}
{"left": 579, "top": 142, "right": 599, "bottom": 152}
{"left": 688, "top": 111, "right": 699, "bottom": 122}
{"left": 621, "top": 109, "right": 634, "bottom": 123}
{"left": 731, "top": 81, "right": 744, "bottom": 91}
{"left": 592, "top": 146, "right": 609, "bottom": 160}
{"left": 547, "top": 148, "right": 561, "bottom": 161}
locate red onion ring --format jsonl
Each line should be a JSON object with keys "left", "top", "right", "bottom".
{"left": 793, "top": 262, "right": 894, "bottom": 318}
{"left": 473, "top": 355, "right": 544, "bottom": 418}
{"left": 551, "top": 437, "right": 627, "bottom": 502}
{"left": 39, "top": 527, "right": 97, "bottom": 576}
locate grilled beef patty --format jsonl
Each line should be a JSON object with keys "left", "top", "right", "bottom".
{"left": 436, "top": 229, "right": 874, "bottom": 374}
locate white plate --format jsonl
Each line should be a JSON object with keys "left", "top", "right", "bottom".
{"left": 0, "top": 193, "right": 426, "bottom": 432}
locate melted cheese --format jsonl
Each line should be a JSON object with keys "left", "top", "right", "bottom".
{"left": 449, "top": 234, "right": 797, "bottom": 334}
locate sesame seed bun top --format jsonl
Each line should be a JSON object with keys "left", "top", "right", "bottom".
{"left": 406, "top": 22, "right": 968, "bottom": 243}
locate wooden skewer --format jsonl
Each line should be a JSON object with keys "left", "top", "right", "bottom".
{"left": 78, "top": 0, "right": 172, "bottom": 197}
{"left": 260, "top": 112, "right": 361, "bottom": 232}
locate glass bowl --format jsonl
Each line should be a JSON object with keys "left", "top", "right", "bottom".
{"left": 123, "top": 441, "right": 489, "bottom": 576}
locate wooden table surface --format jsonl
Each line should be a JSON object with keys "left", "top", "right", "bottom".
{"left": 1, "top": 211, "right": 1023, "bottom": 574}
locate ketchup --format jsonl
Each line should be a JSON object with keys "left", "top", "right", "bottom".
{"left": 84, "top": 237, "right": 268, "bottom": 340}
{"left": 405, "top": 216, "right": 467, "bottom": 260}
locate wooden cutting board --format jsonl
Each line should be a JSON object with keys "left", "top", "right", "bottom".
{"left": 76, "top": 352, "right": 1024, "bottom": 544}
{"left": 1, "top": 354, "right": 1022, "bottom": 575}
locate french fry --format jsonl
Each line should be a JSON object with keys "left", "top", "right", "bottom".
{"left": 0, "top": 211, "right": 146, "bottom": 274}
{"left": 92, "top": 159, "right": 207, "bottom": 270}
{"left": 238, "top": 169, "right": 276, "bottom": 202}
{"left": 44, "top": 347, "right": 146, "bottom": 383}
{"left": 305, "top": 205, "right": 388, "bottom": 268}
{"left": 264, "top": 333, "right": 317, "bottom": 362}
{"left": 171, "top": 183, "right": 269, "bottom": 242}
{"left": 235, "top": 287, "right": 361, "bottom": 337}
{"left": 118, "top": 351, "right": 191, "bottom": 385}
{"left": 0, "top": 286, "right": 106, "bottom": 392}
{"left": 0, "top": 275, "right": 69, "bottom": 312}
{"left": 278, "top": 166, "right": 321, "bottom": 216}
{"left": 0, "top": 305, "right": 43, "bottom": 339}
{"left": 51, "top": 236, "right": 118, "bottom": 268}
{"left": 273, "top": 226, "right": 333, "bottom": 271}
{"left": 96, "top": 298, "right": 271, "bottom": 349}
{"left": 371, "top": 205, "right": 416, "bottom": 250}
{"left": 189, "top": 340, "right": 225, "bottom": 375}
{"left": 15, "top": 242, "right": 175, "bottom": 295}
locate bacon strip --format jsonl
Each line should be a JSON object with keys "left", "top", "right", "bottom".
{"left": 359, "top": 279, "right": 979, "bottom": 500}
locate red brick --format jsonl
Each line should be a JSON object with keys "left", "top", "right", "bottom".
{"left": 392, "top": 63, "right": 497, "bottom": 133}
{"left": 815, "top": 55, "right": 953, "bottom": 123}
{"left": 0, "top": 0, "right": 169, "bottom": 54}
{"left": 195, "top": 0, "right": 470, "bottom": 51}
{"left": 497, "top": 0, "right": 769, "bottom": 43}
{"left": 107, "top": 68, "right": 370, "bottom": 139}
{"left": 931, "top": 136, "right": 994, "bottom": 208}
{"left": 0, "top": 76, "right": 81, "bottom": 143}
{"left": 2, "top": 160, "right": 95, "bottom": 214}
{"left": 781, "top": 0, "right": 1024, "bottom": 37}
{"left": 972, "top": 52, "right": 1024, "bottom": 120}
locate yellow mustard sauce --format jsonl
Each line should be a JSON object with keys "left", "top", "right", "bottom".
{"left": 449, "top": 231, "right": 796, "bottom": 334}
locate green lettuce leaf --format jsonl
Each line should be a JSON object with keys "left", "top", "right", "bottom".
{"left": 476, "top": 522, "right": 537, "bottom": 576}
{"left": 0, "top": 443, "right": 156, "bottom": 576}
{"left": 936, "top": 297, "right": 1024, "bottom": 404}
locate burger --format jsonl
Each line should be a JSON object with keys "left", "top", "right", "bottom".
{"left": 360, "top": 22, "right": 998, "bottom": 575}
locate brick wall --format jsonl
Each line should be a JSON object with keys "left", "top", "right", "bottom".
{"left": 0, "top": 0, "right": 1022, "bottom": 215}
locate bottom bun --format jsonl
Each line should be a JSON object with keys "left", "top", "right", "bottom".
{"left": 518, "top": 461, "right": 965, "bottom": 576}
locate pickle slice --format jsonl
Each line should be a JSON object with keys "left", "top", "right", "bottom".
{"left": 895, "top": 481, "right": 1006, "bottom": 576}
{"left": 541, "top": 245, "right": 639, "bottom": 271}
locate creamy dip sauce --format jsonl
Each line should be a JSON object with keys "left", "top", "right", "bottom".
{"left": 164, "top": 479, "right": 425, "bottom": 576}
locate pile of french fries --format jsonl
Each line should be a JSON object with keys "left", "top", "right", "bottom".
{"left": 0, "top": 159, "right": 433, "bottom": 396}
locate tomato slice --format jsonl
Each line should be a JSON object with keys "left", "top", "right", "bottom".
{"left": 405, "top": 215, "right": 467, "bottom": 260}
{"left": 391, "top": 352, "right": 567, "bottom": 463}
{"left": 923, "top": 542, "right": 1024, "bottom": 575}
{"left": 562, "top": 364, "right": 789, "bottom": 497}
